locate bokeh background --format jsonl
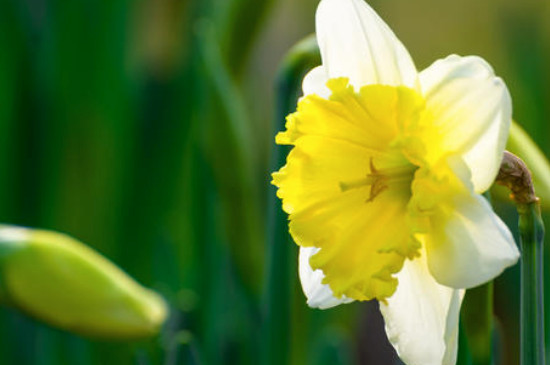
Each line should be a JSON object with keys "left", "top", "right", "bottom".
{"left": 1, "top": 0, "right": 549, "bottom": 364}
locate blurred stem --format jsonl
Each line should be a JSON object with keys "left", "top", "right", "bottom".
{"left": 495, "top": 151, "right": 545, "bottom": 365}
{"left": 262, "top": 34, "right": 320, "bottom": 365}
{"left": 461, "top": 282, "right": 493, "bottom": 365}
{"left": 0, "top": 0, "right": 21, "bottom": 222}
{"left": 220, "top": 0, "right": 275, "bottom": 76}
{"left": 456, "top": 321, "right": 473, "bottom": 365}
{"left": 195, "top": 20, "right": 254, "bottom": 163}
{"left": 518, "top": 202, "right": 545, "bottom": 365}
{"left": 195, "top": 19, "right": 264, "bottom": 293}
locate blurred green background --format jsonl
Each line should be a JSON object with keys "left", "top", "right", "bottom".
{"left": 0, "top": 0, "right": 549, "bottom": 364}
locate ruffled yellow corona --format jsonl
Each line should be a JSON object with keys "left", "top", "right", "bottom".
{"left": 274, "top": 80, "right": 425, "bottom": 300}
{"left": 274, "top": 77, "right": 501, "bottom": 302}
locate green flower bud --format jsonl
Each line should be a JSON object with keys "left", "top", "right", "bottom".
{"left": 506, "top": 121, "right": 550, "bottom": 208}
{"left": 0, "top": 225, "right": 167, "bottom": 339}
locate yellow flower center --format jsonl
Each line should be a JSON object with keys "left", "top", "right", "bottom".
{"left": 273, "top": 78, "right": 449, "bottom": 301}
{"left": 339, "top": 158, "right": 417, "bottom": 202}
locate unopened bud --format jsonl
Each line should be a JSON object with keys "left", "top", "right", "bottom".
{"left": 0, "top": 225, "right": 167, "bottom": 339}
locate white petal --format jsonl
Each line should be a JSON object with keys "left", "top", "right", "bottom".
{"left": 426, "top": 189, "right": 520, "bottom": 289}
{"left": 316, "top": 0, "right": 417, "bottom": 89}
{"left": 302, "top": 66, "right": 331, "bottom": 98}
{"left": 380, "top": 257, "right": 465, "bottom": 365}
{"left": 298, "top": 246, "right": 354, "bottom": 309}
{"left": 420, "top": 55, "right": 512, "bottom": 193}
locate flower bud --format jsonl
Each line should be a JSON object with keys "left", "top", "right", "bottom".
{"left": 0, "top": 225, "right": 167, "bottom": 339}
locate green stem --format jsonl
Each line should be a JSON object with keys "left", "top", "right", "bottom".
{"left": 461, "top": 282, "right": 494, "bottom": 365}
{"left": 518, "top": 202, "right": 545, "bottom": 365}
{"left": 196, "top": 20, "right": 264, "bottom": 293}
{"left": 220, "top": 0, "right": 275, "bottom": 76}
{"left": 262, "top": 35, "right": 320, "bottom": 365}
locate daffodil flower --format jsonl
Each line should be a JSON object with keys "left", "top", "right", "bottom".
{"left": 272, "top": 0, "right": 520, "bottom": 363}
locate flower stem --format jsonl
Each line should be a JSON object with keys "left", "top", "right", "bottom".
{"left": 461, "top": 282, "right": 494, "bottom": 365}
{"left": 262, "top": 35, "right": 320, "bottom": 365}
{"left": 496, "top": 151, "right": 546, "bottom": 365}
{"left": 518, "top": 201, "right": 545, "bottom": 365}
